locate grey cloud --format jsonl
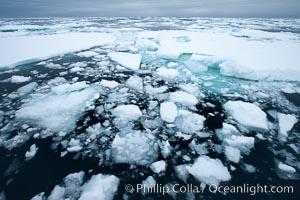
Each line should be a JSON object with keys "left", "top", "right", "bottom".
{"left": 0, "top": 0, "right": 300, "bottom": 17}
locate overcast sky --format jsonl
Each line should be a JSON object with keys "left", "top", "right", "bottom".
{"left": 0, "top": 0, "right": 300, "bottom": 18}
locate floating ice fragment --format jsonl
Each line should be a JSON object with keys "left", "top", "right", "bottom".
{"left": 169, "top": 91, "right": 198, "bottom": 106}
{"left": 79, "top": 174, "right": 119, "bottom": 200}
{"left": 11, "top": 75, "right": 31, "bottom": 83}
{"left": 187, "top": 155, "right": 231, "bottom": 186}
{"left": 111, "top": 131, "right": 158, "bottom": 166}
{"left": 126, "top": 75, "right": 144, "bottom": 93}
{"left": 278, "top": 113, "right": 297, "bottom": 137}
{"left": 108, "top": 52, "right": 141, "bottom": 70}
{"left": 175, "top": 110, "right": 205, "bottom": 134}
{"left": 160, "top": 102, "right": 177, "bottom": 123}
{"left": 155, "top": 67, "right": 179, "bottom": 79}
{"left": 111, "top": 105, "right": 142, "bottom": 122}
{"left": 224, "top": 146, "right": 241, "bottom": 163}
{"left": 150, "top": 160, "right": 167, "bottom": 174}
{"left": 100, "top": 80, "right": 119, "bottom": 89}
{"left": 224, "top": 101, "right": 268, "bottom": 130}
{"left": 25, "top": 144, "right": 38, "bottom": 160}
{"left": 278, "top": 162, "right": 296, "bottom": 173}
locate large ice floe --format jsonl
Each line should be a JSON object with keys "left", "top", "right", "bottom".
{"left": 0, "top": 18, "right": 300, "bottom": 200}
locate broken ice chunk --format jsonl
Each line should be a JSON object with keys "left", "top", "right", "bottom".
{"left": 111, "top": 131, "right": 158, "bottom": 166}
{"left": 79, "top": 174, "right": 120, "bottom": 200}
{"left": 16, "top": 87, "right": 98, "bottom": 132}
{"left": 187, "top": 156, "right": 231, "bottom": 186}
{"left": 126, "top": 75, "right": 144, "bottom": 93}
{"left": 11, "top": 75, "right": 31, "bottom": 83}
{"left": 108, "top": 52, "right": 141, "bottom": 70}
{"left": 48, "top": 185, "right": 65, "bottom": 200}
{"left": 111, "top": 104, "right": 142, "bottom": 122}
{"left": 51, "top": 81, "right": 88, "bottom": 95}
{"left": 25, "top": 144, "right": 38, "bottom": 161}
{"left": 175, "top": 164, "right": 189, "bottom": 183}
{"left": 76, "top": 51, "right": 98, "bottom": 58}
{"left": 100, "top": 80, "right": 119, "bottom": 89}
{"left": 155, "top": 67, "right": 179, "bottom": 79}
{"left": 169, "top": 91, "right": 198, "bottom": 106}
{"left": 17, "top": 82, "right": 38, "bottom": 96}
{"left": 278, "top": 162, "right": 296, "bottom": 173}
{"left": 224, "top": 101, "right": 269, "bottom": 130}
{"left": 224, "top": 135, "right": 254, "bottom": 155}
{"left": 160, "top": 102, "right": 177, "bottom": 123}
{"left": 224, "top": 146, "right": 241, "bottom": 163}
{"left": 150, "top": 160, "right": 167, "bottom": 174}
{"left": 278, "top": 113, "right": 297, "bottom": 137}
{"left": 175, "top": 110, "right": 205, "bottom": 134}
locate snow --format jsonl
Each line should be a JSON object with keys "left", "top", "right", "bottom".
{"left": 51, "top": 81, "right": 88, "bottom": 95}
{"left": 16, "top": 87, "right": 99, "bottom": 132}
{"left": 126, "top": 75, "right": 144, "bottom": 92}
{"left": 278, "top": 113, "right": 297, "bottom": 137}
{"left": 111, "top": 105, "right": 142, "bottom": 122}
{"left": 108, "top": 52, "right": 141, "bottom": 70}
{"left": 11, "top": 75, "right": 31, "bottom": 83}
{"left": 160, "top": 102, "right": 177, "bottom": 123}
{"left": 25, "top": 144, "right": 38, "bottom": 160}
{"left": 175, "top": 110, "right": 205, "bottom": 134}
{"left": 278, "top": 162, "right": 296, "bottom": 173}
{"left": 169, "top": 91, "right": 198, "bottom": 106}
{"left": 0, "top": 32, "right": 115, "bottom": 69}
{"left": 225, "top": 146, "right": 241, "bottom": 163}
{"left": 111, "top": 131, "right": 158, "bottom": 166}
{"left": 150, "top": 160, "right": 167, "bottom": 174}
{"left": 224, "top": 101, "right": 269, "bottom": 130}
{"left": 187, "top": 155, "right": 231, "bottom": 185}
{"left": 155, "top": 67, "right": 179, "bottom": 80}
{"left": 79, "top": 174, "right": 120, "bottom": 200}
{"left": 100, "top": 80, "right": 120, "bottom": 89}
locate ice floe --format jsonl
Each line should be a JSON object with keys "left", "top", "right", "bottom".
{"left": 108, "top": 52, "right": 141, "bottom": 70}
{"left": 224, "top": 101, "right": 269, "bottom": 130}
{"left": 187, "top": 155, "right": 231, "bottom": 185}
{"left": 160, "top": 102, "right": 177, "bottom": 123}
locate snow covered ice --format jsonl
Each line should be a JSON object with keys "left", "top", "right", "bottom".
{"left": 0, "top": 17, "right": 300, "bottom": 200}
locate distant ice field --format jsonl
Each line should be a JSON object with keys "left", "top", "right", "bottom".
{"left": 0, "top": 18, "right": 299, "bottom": 200}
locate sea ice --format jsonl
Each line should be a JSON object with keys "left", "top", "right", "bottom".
{"left": 155, "top": 67, "right": 179, "bottom": 80}
{"left": 160, "top": 102, "right": 177, "bottom": 123}
{"left": 79, "top": 174, "right": 120, "bottom": 200}
{"left": 11, "top": 75, "right": 31, "bottom": 83}
{"left": 126, "top": 75, "right": 144, "bottom": 92}
{"left": 278, "top": 113, "right": 297, "bottom": 137}
{"left": 111, "top": 131, "right": 158, "bottom": 166}
{"left": 169, "top": 91, "right": 198, "bottom": 106}
{"left": 150, "top": 160, "right": 167, "bottom": 174}
{"left": 0, "top": 32, "right": 115, "bottom": 69}
{"left": 224, "top": 146, "right": 241, "bottom": 163}
{"left": 111, "top": 105, "right": 142, "bottom": 122}
{"left": 187, "top": 155, "right": 231, "bottom": 185}
{"left": 175, "top": 110, "right": 205, "bottom": 134}
{"left": 25, "top": 144, "right": 38, "bottom": 160}
{"left": 108, "top": 52, "right": 141, "bottom": 70}
{"left": 100, "top": 80, "right": 120, "bottom": 89}
{"left": 17, "top": 82, "right": 38, "bottom": 96}
{"left": 51, "top": 81, "right": 88, "bottom": 95}
{"left": 278, "top": 162, "right": 296, "bottom": 173}
{"left": 224, "top": 101, "right": 269, "bottom": 130}
{"left": 16, "top": 87, "right": 99, "bottom": 132}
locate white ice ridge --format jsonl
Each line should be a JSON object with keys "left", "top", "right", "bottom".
{"left": 108, "top": 52, "right": 141, "bottom": 70}
{"left": 0, "top": 32, "right": 115, "bottom": 69}
{"left": 224, "top": 101, "right": 269, "bottom": 130}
